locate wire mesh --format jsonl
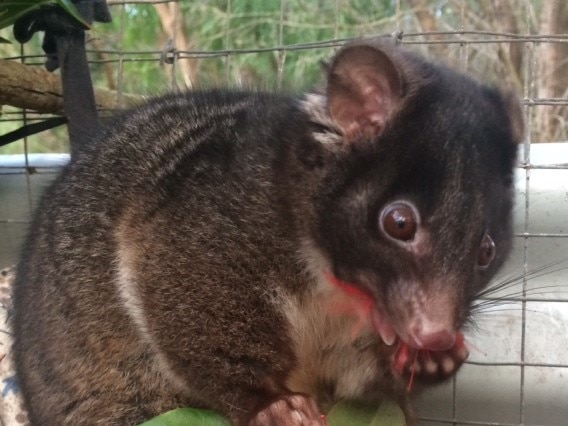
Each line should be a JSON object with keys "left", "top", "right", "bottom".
{"left": 1, "top": 1, "right": 567, "bottom": 425}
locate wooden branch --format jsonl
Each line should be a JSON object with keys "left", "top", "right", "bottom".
{"left": 0, "top": 59, "right": 143, "bottom": 115}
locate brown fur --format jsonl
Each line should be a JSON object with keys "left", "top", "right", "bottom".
{"left": 12, "top": 39, "right": 522, "bottom": 425}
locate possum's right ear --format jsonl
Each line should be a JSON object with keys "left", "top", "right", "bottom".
{"left": 327, "top": 44, "right": 405, "bottom": 143}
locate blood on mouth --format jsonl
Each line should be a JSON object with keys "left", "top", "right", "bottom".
{"left": 324, "top": 272, "right": 468, "bottom": 391}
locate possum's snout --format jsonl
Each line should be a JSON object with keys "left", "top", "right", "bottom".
{"left": 407, "top": 327, "right": 456, "bottom": 351}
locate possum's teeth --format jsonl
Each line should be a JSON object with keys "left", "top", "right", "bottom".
{"left": 371, "top": 307, "right": 397, "bottom": 346}
{"left": 382, "top": 329, "right": 397, "bottom": 346}
{"left": 441, "top": 356, "right": 455, "bottom": 375}
{"left": 424, "top": 358, "right": 438, "bottom": 375}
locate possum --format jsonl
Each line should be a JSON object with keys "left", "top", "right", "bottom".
{"left": 12, "top": 38, "right": 523, "bottom": 425}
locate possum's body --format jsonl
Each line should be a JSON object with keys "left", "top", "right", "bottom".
{"left": 13, "top": 39, "right": 522, "bottom": 425}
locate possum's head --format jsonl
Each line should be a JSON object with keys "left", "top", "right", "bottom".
{"left": 302, "top": 39, "right": 522, "bottom": 383}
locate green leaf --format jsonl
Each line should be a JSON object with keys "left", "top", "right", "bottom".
{"left": 327, "top": 400, "right": 378, "bottom": 426}
{"left": 0, "top": 1, "right": 53, "bottom": 30}
{"left": 138, "top": 400, "right": 406, "bottom": 426}
{"left": 0, "top": 0, "right": 89, "bottom": 32}
{"left": 55, "top": 0, "right": 90, "bottom": 29}
{"left": 370, "top": 399, "right": 406, "bottom": 426}
{"left": 138, "top": 408, "right": 232, "bottom": 426}
{"left": 327, "top": 400, "right": 406, "bottom": 426}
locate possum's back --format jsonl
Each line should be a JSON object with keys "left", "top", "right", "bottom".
{"left": 12, "top": 90, "right": 301, "bottom": 426}
{"left": 11, "top": 39, "right": 523, "bottom": 426}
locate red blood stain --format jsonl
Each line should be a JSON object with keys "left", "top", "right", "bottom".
{"left": 323, "top": 272, "right": 375, "bottom": 339}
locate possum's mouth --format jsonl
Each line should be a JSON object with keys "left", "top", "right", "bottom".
{"left": 368, "top": 290, "right": 470, "bottom": 390}
{"left": 370, "top": 296, "right": 469, "bottom": 390}
{"left": 325, "top": 272, "right": 469, "bottom": 389}
{"left": 326, "top": 271, "right": 459, "bottom": 351}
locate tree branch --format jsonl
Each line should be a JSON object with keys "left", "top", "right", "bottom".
{"left": 0, "top": 59, "right": 142, "bottom": 115}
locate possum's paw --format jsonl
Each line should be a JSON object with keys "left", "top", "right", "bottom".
{"left": 249, "top": 394, "right": 327, "bottom": 426}
{"left": 394, "top": 333, "right": 469, "bottom": 387}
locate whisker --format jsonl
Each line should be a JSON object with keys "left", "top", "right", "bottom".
{"left": 473, "top": 288, "right": 568, "bottom": 307}
{"left": 472, "top": 307, "right": 546, "bottom": 315}
{"left": 472, "top": 296, "right": 561, "bottom": 312}
{"left": 470, "top": 303, "right": 558, "bottom": 324}
{"left": 472, "top": 286, "right": 568, "bottom": 312}
{"left": 477, "top": 259, "right": 568, "bottom": 299}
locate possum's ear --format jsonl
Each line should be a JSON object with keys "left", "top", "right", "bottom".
{"left": 327, "top": 44, "right": 404, "bottom": 142}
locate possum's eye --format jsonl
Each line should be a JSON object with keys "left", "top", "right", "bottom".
{"left": 380, "top": 202, "right": 418, "bottom": 242}
{"left": 477, "top": 232, "right": 495, "bottom": 269}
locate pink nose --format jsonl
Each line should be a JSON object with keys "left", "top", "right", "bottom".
{"left": 410, "top": 330, "right": 456, "bottom": 351}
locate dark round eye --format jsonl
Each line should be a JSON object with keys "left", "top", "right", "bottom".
{"left": 380, "top": 202, "right": 418, "bottom": 242}
{"left": 477, "top": 232, "right": 496, "bottom": 269}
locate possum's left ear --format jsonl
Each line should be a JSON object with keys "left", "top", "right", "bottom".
{"left": 327, "top": 43, "right": 405, "bottom": 142}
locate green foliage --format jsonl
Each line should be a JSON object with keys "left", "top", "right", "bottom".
{"left": 88, "top": 4, "right": 163, "bottom": 94}
{"left": 0, "top": 0, "right": 89, "bottom": 41}
{"left": 176, "top": 0, "right": 396, "bottom": 88}
{"left": 3, "top": 0, "right": 552, "bottom": 153}
{"left": 0, "top": 0, "right": 402, "bottom": 154}
{"left": 84, "top": 0, "right": 399, "bottom": 93}
{"left": 139, "top": 407, "right": 231, "bottom": 426}
{"left": 138, "top": 399, "right": 406, "bottom": 426}
{"left": 327, "top": 399, "right": 406, "bottom": 426}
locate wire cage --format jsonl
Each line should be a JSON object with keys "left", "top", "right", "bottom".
{"left": 0, "top": 1, "right": 567, "bottom": 425}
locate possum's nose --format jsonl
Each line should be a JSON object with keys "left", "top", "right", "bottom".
{"left": 409, "top": 328, "right": 456, "bottom": 351}
{"left": 411, "top": 330, "right": 456, "bottom": 351}
{"left": 402, "top": 287, "right": 460, "bottom": 351}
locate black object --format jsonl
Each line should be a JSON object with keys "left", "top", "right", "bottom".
{"left": 2, "top": 0, "right": 112, "bottom": 157}
{"left": 0, "top": 117, "right": 68, "bottom": 148}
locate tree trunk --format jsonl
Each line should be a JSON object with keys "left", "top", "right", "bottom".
{"left": 536, "top": 0, "right": 568, "bottom": 142}
{"left": 154, "top": 3, "right": 199, "bottom": 88}
{"left": 490, "top": 0, "right": 524, "bottom": 90}
{"left": 407, "top": 0, "right": 447, "bottom": 57}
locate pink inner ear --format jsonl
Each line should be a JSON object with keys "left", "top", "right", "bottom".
{"left": 361, "top": 81, "right": 397, "bottom": 131}
{"left": 327, "top": 45, "right": 403, "bottom": 142}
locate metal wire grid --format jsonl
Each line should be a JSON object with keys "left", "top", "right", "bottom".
{"left": 1, "top": 1, "right": 567, "bottom": 425}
